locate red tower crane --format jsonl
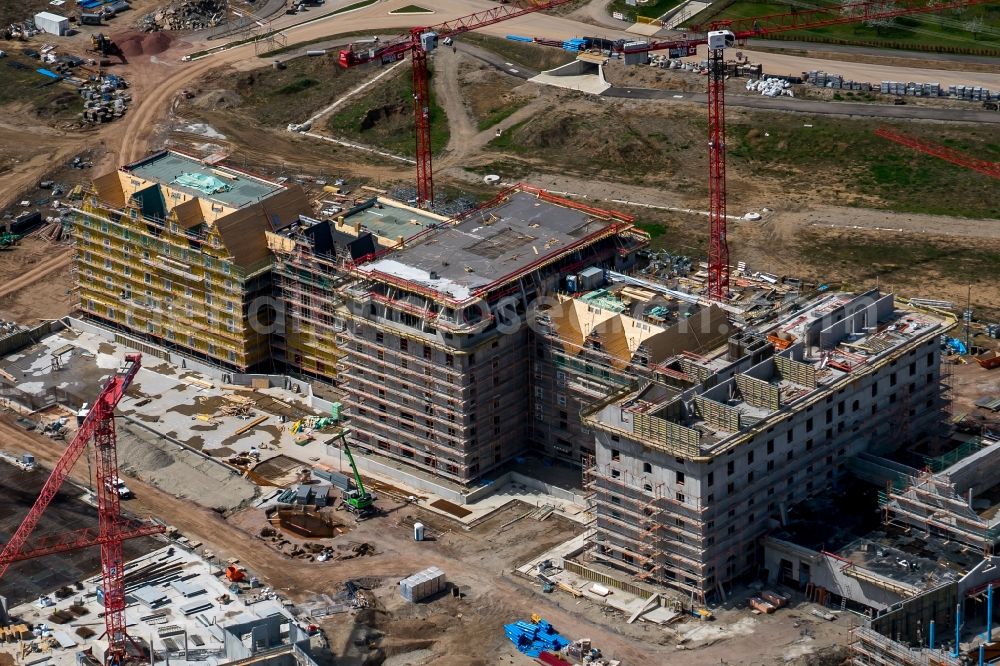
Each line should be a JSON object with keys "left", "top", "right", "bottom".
{"left": 525, "top": 0, "right": 987, "bottom": 300}
{"left": 875, "top": 126, "right": 1000, "bottom": 180}
{"left": 0, "top": 354, "right": 164, "bottom": 666}
{"left": 337, "top": 0, "right": 578, "bottom": 209}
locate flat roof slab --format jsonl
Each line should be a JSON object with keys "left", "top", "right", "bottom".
{"left": 126, "top": 151, "right": 283, "bottom": 209}
{"left": 358, "top": 191, "right": 619, "bottom": 301}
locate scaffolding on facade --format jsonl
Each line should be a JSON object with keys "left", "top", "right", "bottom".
{"left": 73, "top": 188, "right": 269, "bottom": 370}
{"left": 584, "top": 463, "right": 709, "bottom": 601}
{"left": 882, "top": 472, "right": 998, "bottom": 556}
{"left": 850, "top": 626, "right": 961, "bottom": 666}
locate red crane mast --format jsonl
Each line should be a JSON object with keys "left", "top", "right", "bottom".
{"left": 542, "top": 0, "right": 987, "bottom": 300}
{"left": 0, "top": 354, "right": 164, "bottom": 666}
{"left": 875, "top": 126, "right": 1000, "bottom": 180}
{"left": 338, "top": 0, "right": 579, "bottom": 209}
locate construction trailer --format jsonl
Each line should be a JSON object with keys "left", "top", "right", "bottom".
{"left": 34, "top": 12, "right": 69, "bottom": 35}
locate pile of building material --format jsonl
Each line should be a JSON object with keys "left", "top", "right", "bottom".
{"left": 504, "top": 616, "right": 570, "bottom": 658}
{"left": 136, "top": 0, "right": 227, "bottom": 32}
{"left": 746, "top": 77, "right": 794, "bottom": 97}
{"left": 399, "top": 566, "right": 446, "bottom": 603}
{"left": 749, "top": 590, "right": 789, "bottom": 614}
{"left": 803, "top": 70, "right": 996, "bottom": 101}
{"left": 221, "top": 394, "right": 255, "bottom": 417}
{"left": 80, "top": 73, "right": 131, "bottom": 123}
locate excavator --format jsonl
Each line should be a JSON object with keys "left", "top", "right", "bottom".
{"left": 335, "top": 429, "right": 376, "bottom": 518}
{"left": 0, "top": 231, "right": 20, "bottom": 249}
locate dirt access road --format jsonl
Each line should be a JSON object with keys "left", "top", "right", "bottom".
{"left": 0, "top": 237, "right": 75, "bottom": 325}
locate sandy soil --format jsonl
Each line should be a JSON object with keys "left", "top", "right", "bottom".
{"left": 0, "top": 237, "right": 74, "bottom": 325}
{"left": 794, "top": 206, "right": 1000, "bottom": 241}
{"left": 115, "top": 423, "right": 259, "bottom": 511}
{"left": 948, "top": 360, "right": 1000, "bottom": 427}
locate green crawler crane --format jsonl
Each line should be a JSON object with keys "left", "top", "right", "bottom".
{"left": 335, "top": 429, "right": 376, "bottom": 518}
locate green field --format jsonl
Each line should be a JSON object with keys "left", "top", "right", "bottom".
{"left": 461, "top": 34, "right": 576, "bottom": 71}
{"left": 727, "top": 114, "right": 1000, "bottom": 218}
{"left": 608, "top": 0, "right": 686, "bottom": 21}
{"left": 0, "top": 55, "right": 84, "bottom": 121}
{"left": 687, "top": 0, "right": 1000, "bottom": 54}
{"left": 802, "top": 231, "right": 1000, "bottom": 284}
{"left": 476, "top": 100, "right": 529, "bottom": 131}
{"left": 327, "top": 65, "right": 449, "bottom": 158}
{"left": 231, "top": 53, "right": 377, "bottom": 128}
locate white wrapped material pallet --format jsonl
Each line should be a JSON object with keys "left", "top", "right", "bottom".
{"left": 399, "top": 566, "right": 446, "bottom": 603}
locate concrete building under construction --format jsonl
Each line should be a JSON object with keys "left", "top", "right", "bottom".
{"left": 266, "top": 196, "right": 447, "bottom": 383}
{"left": 580, "top": 290, "right": 949, "bottom": 602}
{"left": 273, "top": 185, "right": 648, "bottom": 484}
{"left": 72, "top": 149, "right": 311, "bottom": 371}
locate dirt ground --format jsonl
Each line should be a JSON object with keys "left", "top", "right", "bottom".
{"left": 0, "top": 236, "right": 75, "bottom": 325}
{"left": 947, "top": 359, "right": 1000, "bottom": 429}
{"left": 0, "top": 421, "right": 160, "bottom": 607}
{"left": 0, "top": 410, "right": 856, "bottom": 665}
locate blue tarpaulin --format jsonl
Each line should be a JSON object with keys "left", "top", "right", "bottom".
{"left": 504, "top": 618, "right": 569, "bottom": 658}
{"left": 36, "top": 68, "right": 61, "bottom": 79}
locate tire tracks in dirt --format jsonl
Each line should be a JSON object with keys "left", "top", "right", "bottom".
{"left": 0, "top": 252, "right": 73, "bottom": 301}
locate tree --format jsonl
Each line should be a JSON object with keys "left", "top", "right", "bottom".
{"left": 840, "top": 0, "right": 899, "bottom": 34}
{"left": 965, "top": 15, "right": 983, "bottom": 39}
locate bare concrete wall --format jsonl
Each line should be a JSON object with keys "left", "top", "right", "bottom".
{"left": 944, "top": 441, "right": 1000, "bottom": 497}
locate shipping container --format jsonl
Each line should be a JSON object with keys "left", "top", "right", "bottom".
{"left": 34, "top": 12, "right": 69, "bottom": 36}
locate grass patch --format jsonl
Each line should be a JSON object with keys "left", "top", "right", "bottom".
{"left": 687, "top": 0, "right": 1000, "bottom": 55}
{"left": 0, "top": 57, "right": 86, "bottom": 123}
{"left": 389, "top": 4, "right": 431, "bottom": 13}
{"left": 476, "top": 99, "right": 529, "bottom": 131}
{"left": 637, "top": 223, "right": 668, "bottom": 239}
{"left": 727, "top": 114, "right": 1000, "bottom": 218}
{"left": 482, "top": 101, "right": 1000, "bottom": 218}
{"left": 462, "top": 33, "right": 576, "bottom": 71}
{"left": 276, "top": 78, "right": 319, "bottom": 95}
{"left": 258, "top": 28, "right": 401, "bottom": 58}
{"left": 327, "top": 64, "right": 448, "bottom": 157}
{"left": 800, "top": 230, "right": 1000, "bottom": 284}
{"left": 230, "top": 53, "right": 377, "bottom": 128}
{"left": 608, "top": 0, "right": 686, "bottom": 22}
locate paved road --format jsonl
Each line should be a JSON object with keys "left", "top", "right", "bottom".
{"left": 741, "top": 39, "right": 1000, "bottom": 65}
{"left": 609, "top": 87, "right": 1000, "bottom": 123}
{"left": 455, "top": 41, "right": 1000, "bottom": 123}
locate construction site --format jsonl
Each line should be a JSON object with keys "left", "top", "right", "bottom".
{"left": 2, "top": 0, "right": 1000, "bottom": 664}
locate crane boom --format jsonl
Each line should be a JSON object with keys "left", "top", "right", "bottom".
{"left": 606, "top": 0, "right": 987, "bottom": 300}
{"left": 0, "top": 353, "right": 152, "bottom": 666}
{"left": 338, "top": 0, "right": 579, "bottom": 207}
{"left": 0, "top": 354, "right": 141, "bottom": 579}
{"left": 0, "top": 521, "right": 165, "bottom": 566}
{"left": 875, "top": 127, "right": 1000, "bottom": 180}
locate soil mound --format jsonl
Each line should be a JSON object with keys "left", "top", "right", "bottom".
{"left": 111, "top": 30, "right": 173, "bottom": 57}
{"left": 193, "top": 89, "right": 241, "bottom": 109}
